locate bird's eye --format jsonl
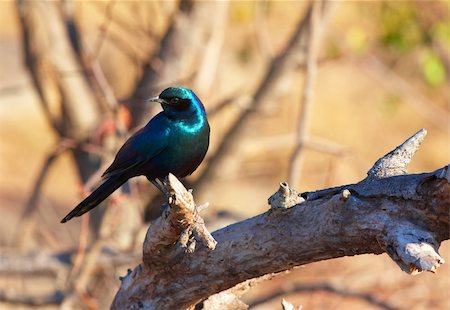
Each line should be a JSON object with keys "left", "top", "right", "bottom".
{"left": 171, "top": 97, "right": 180, "bottom": 104}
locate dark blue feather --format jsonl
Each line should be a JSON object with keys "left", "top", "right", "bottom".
{"left": 61, "top": 87, "right": 209, "bottom": 223}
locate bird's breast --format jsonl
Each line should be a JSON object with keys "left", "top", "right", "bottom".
{"left": 150, "top": 117, "right": 209, "bottom": 178}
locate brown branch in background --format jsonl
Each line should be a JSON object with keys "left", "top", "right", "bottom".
{"left": 18, "top": 0, "right": 101, "bottom": 138}
{"left": 287, "top": 0, "right": 324, "bottom": 187}
{"left": 242, "top": 134, "right": 348, "bottom": 157}
{"left": 89, "top": 56, "right": 120, "bottom": 113}
{"left": 63, "top": 1, "right": 130, "bottom": 136}
{"left": 248, "top": 283, "right": 396, "bottom": 310}
{"left": 128, "top": 0, "right": 210, "bottom": 127}
{"left": 98, "top": 31, "right": 147, "bottom": 65}
{"left": 91, "top": 0, "right": 116, "bottom": 59}
{"left": 62, "top": 0, "right": 130, "bottom": 120}
{"left": 195, "top": 2, "right": 333, "bottom": 193}
{"left": 17, "top": 2, "right": 63, "bottom": 135}
{"left": 206, "top": 91, "right": 249, "bottom": 117}
{"left": 14, "top": 138, "right": 107, "bottom": 249}
{"left": 253, "top": 0, "right": 275, "bottom": 60}
{"left": 0, "top": 291, "right": 64, "bottom": 307}
{"left": 69, "top": 214, "right": 91, "bottom": 277}
{"left": 0, "top": 247, "right": 137, "bottom": 307}
{"left": 357, "top": 55, "right": 448, "bottom": 132}
{"left": 193, "top": 0, "right": 229, "bottom": 97}
{"left": 65, "top": 239, "right": 106, "bottom": 307}
{"left": 17, "top": 0, "right": 103, "bottom": 193}
{"left": 88, "top": 1, "right": 159, "bottom": 41}
{"left": 15, "top": 139, "right": 71, "bottom": 249}
{"left": 84, "top": 1, "right": 152, "bottom": 63}
{"left": 75, "top": 288, "right": 99, "bottom": 310}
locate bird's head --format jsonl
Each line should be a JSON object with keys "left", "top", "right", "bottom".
{"left": 149, "top": 87, "right": 206, "bottom": 118}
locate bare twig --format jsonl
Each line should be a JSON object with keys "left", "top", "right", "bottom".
{"left": 288, "top": 0, "right": 324, "bottom": 187}
{"left": 253, "top": 0, "right": 275, "bottom": 60}
{"left": 0, "top": 248, "right": 137, "bottom": 308}
{"left": 193, "top": 0, "right": 229, "bottom": 97}
{"left": 88, "top": 55, "right": 120, "bottom": 113}
{"left": 357, "top": 55, "right": 449, "bottom": 131}
{"left": 249, "top": 283, "right": 395, "bottom": 310}
{"left": 195, "top": 3, "right": 333, "bottom": 192}
{"left": 75, "top": 285, "right": 99, "bottom": 310}
{"left": 129, "top": 0, "right": 209, "bottom": 127}
{"left": 17, "top": 0, "right": 104, "bottom": 211}
{"left": 15, "top": 139, "right": 72, "bottom": 248}
{"left": 206, "top": 91, "right": 249, "bottom": 117}
{"left": 88, "top": 1, "right": 158, "bottom": 41}
{"left": 69, "top": 214, "right": 91, "bottom": 278}
{"left": 14, "top": 138, "right": 107, "bottom": 248}
{"left": 18, "top": 0, "right": 101, "bottom": 138}
{"left": 92, "top": 0, "right": 116, "bottom": 59}
{"left": 241, "top": 134, "right": 348, "bottom": 157}
{"left": 0, "top": 291, "right": 64, "bottom": 307}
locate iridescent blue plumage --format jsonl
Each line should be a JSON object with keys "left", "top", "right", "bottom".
{"left": 61, "top": 87, "right": 210, "bottom": 223}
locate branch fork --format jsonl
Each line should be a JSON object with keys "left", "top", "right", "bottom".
{"left": 381, "top": 221, "right": 445, "bottom": 274}
{"left": 268, "top": 182, "right": 304, "bottom": 210}
{"left": 113, "top": 129, "right": 448, "bottom": 309}
{"left": 143, "top": 174, "right": 216, "bottom": 268}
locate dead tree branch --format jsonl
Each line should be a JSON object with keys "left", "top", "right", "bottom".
{"left": 288, "top": 0, "right": 324, "bottom": 186}
{"left": 0, "top": 291, "right": 64, "bottom": 307}
{"left": 129, "top": 0, "right": 211, "bottom": 127}
{"left": 112, "top": 129, "right": 449, "bottom": 309}
{"left": 17, "top": 0, "right": 101, "bottom": 140}
{"left": 193, "top": 1, "right": 229, "bottom": 97}
{"left": 357, "top": 55, "right": 448, "bottom": 132}
{"left": 195, "top": 2, "right": 334, "bottom": 192}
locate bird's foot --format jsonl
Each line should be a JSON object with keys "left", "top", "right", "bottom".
{"left": 151, "top": 179, "right": 170, "bottom": 197}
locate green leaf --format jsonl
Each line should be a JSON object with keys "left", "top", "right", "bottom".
{"left": 422, "top": 52, "right": 446, "bottom": 87}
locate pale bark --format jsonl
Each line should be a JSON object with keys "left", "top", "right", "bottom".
{"left": 129, "top": 0, "right": 213, "bottom": 127}
{"left": 112, "top": 129, "right": 449, "bottom": 309}
{"left": 17, "top": 0, "right": 104, "bottom": 244}
{"left": 18, "top": 0, "right": 101, "bottom": 140}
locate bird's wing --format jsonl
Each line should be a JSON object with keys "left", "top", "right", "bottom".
{"left": 102, "top": 117, "right": 170, "bottom": 178}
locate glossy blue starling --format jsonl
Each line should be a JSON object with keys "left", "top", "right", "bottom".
{"left": 61, "top": 87, "right": 210, "bottom": 223}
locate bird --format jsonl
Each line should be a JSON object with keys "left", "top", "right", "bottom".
{"left": 61, "top": 87, "right": 210, "bottom": 223}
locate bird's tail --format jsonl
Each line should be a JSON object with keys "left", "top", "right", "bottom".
{"left": 60, "top": 176, "right": 127, "bottom": 223}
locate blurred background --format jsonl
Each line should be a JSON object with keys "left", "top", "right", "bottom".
{"left": 0, "top": 0, "right": 449, "bottom": 309}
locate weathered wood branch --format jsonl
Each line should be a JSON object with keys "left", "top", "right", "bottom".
{"left": 112, "top": 129, "right": 449, "bottom": 309}
{"left": 142, "top": 174, "right": 216, "bottom": 268}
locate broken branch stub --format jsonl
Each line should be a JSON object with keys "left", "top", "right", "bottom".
{"left": 113, "top": 129, "right": 448, "bottom": 309}
{"left": 268, "top": 182, "right": 304, "bottom": 209}
{"left": 143, "top": 174, "right": 216, "bottom": 268}
{"left": 368, "top": 128, "right": 427, "bottom": 178}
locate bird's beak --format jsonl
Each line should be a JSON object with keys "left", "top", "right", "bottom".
{"left": 147, "top": 96, "right": 165, "bottom": 104}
